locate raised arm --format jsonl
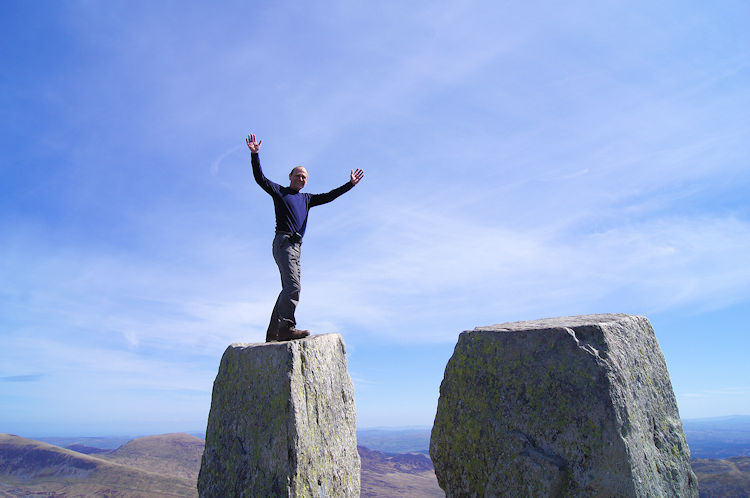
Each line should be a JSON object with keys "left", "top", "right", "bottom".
{"left": 246, "top": 133, "right": 279, "bottom": 196}
{"left": 310, "top": 168, "right": 365, "bottom": 207}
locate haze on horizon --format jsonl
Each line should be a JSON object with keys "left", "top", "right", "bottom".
{"left": 2, "top": 1, "right": 749, "bottom": 436}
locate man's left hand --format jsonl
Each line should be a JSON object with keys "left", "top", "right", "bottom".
{"left": 350, "top": 168, "right": 364, "bottom": 185}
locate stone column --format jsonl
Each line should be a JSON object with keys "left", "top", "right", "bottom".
{"left": 198, "top": 333, "right": 360, "bottom": 497}
{"left": 430, "top": 314, "right": 697, "bottom": 497}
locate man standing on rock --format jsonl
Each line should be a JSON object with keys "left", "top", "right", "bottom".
{"left": 246, "top": 133, "right": 364, "bottom": 342}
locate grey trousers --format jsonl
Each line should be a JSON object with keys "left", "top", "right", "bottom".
{"left": 265, "top": 232, "right": 302, "bottom": 341}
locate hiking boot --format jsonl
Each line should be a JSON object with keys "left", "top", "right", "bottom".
{"left": 277, "top": 326, "right": 310, "bottom": 341}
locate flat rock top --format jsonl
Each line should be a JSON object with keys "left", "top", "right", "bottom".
{"left": 474, "top": 313, "right": 638, "bottom": 332}
{"left": 230, "top": 333, "right": 343, "bottom": 349}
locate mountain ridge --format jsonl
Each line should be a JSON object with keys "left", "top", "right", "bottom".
{"left": 4, "top": 431, "right": 750, "bottom": 497}
{"left": 0, "top": 433, "right": 197, "bottom": 497}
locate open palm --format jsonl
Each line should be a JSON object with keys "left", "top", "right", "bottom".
{"left": 246, "top": 133, "right": 262, "bottom": 153}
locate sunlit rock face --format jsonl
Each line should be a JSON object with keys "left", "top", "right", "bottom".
{"left": 430, "top": 314, "right": 698, "bottom": 497}
{"left": 198, "top": 333, "right": 360, "bottom": 497}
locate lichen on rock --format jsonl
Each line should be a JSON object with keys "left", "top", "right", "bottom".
{"left": 430, "top": 314, "right": 698, "bottom": 497}
{"left": 198, "top": 333, "right": 359, "bottom": 497}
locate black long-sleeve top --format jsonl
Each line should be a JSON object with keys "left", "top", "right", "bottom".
{"left": 251, "top": 152, "right": 354, "bottom": 238}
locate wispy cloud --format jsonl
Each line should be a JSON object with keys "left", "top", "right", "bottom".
{"left": 1, "top": 374, "right": 45, "bottom": 383}
{"left": 681, "top": 387, "right": 750, "bottom": 399}
{"left": 304, "top": 204, "right": 750, "bottom": 340}
{"left": 210, "top": 145, "right": 242, "bottom": 176}
{"left": 677, "top": 386, "right": 750, "bottom": 418}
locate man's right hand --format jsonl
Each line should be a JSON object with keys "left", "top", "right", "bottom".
{"left": 246, "top": 133, "right": 262, "bottom": 153}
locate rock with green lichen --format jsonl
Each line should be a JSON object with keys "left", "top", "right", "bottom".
{"left": 430, "top": 314, "right": 698, "bottom": 497}
{"left": 198, "top": 333, "right": 360, "bottom": 497}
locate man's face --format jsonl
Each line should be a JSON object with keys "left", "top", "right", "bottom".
{"left": 289, "top": 167, "right": 308, "bottom": 191}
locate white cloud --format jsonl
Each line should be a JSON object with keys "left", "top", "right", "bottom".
{"left": 681, "top": 387, "right": 750, "bottom": 399}
{"left": 298, "top": 204, "right": 750, "bottom": 340}
{"left": 678, "top": 386, "right": 750, "bottom": 418}
{"left": 210, "top": 145, "right": 242, "bottom": 176}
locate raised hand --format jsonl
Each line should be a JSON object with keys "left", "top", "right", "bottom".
{"left": 246, "top": 133, "right": 262, "bottom": 153}
{"left": 350, "top": 168, "right": 364, "bottom": 185}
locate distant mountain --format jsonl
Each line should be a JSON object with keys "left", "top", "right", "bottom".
{"left": 36, "top": 435, "right": 132, "bottom": 450}
{"left": 684, "top": 415, "right": 750, "bottom": 458}
{"left": 357, "top": 428, "right": 432, "bottom": 454}
{"left": 692, "top": 456, "right": 750, "bottom": 497}
{"left": 358, "top": 446, "right": 443, "bottom": 497}
{"left": 99, "top": 433, "right": 203, "bottom": 480}
{"left": 2, "top": 432, "right": 444, "bottom": 497}
{"left": 6, "top": 427, "right": 750, "bottom": 497}
{"left": 64, "top": 444, "right": 110, "bottom": 455}
{"left": 0, "top": 433, "right": 196, "bottom": 497}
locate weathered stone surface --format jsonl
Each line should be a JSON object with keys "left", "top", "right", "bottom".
{"left": 430, "top": 314, "right": 698, "bottom": 497}
{"left": 198, "top": 333, "right": 360, "bottom": 497}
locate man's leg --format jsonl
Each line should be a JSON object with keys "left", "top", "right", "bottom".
{"left": 265, "top": 294, "right": 281, "bottom": 342}
{"left": 271, "top": 233, "right": 304, "bottom": 338}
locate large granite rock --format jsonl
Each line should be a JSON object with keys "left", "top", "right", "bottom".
{"left": 198, "top": 333, "right": 360, "bottom": 497}
{"left": 430, "top": 314, "right": 698, "bottom": 497}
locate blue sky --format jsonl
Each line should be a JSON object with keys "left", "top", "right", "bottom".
{"left": 2, "top": 1, "right": 749, "bottom": 436}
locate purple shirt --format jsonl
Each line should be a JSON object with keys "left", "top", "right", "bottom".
{"left": 251, "top": 153, "right": 354, "bottom": 237}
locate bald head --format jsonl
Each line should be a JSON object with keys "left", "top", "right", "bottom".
{"left": 289, "top": 166, "right": 308, "bottom": 191}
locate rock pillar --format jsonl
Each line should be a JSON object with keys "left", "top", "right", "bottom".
{"left": 198, "top": 333, "right": 360, "bottom": 497}
{"left": 430, "top": 314, "right": 697, "bottom": 497}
